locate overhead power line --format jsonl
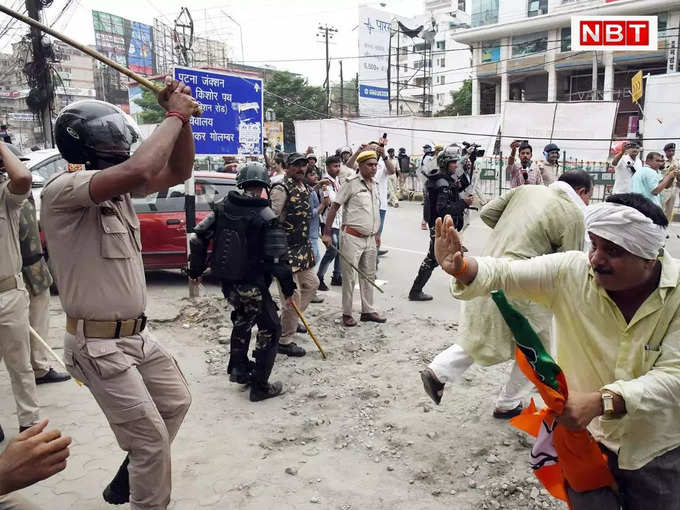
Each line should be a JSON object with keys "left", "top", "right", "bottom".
{"left": 253, "top": 63, "right": 676, "bottom": 142}
{"left": 218, "top": 31, "right": 678, "bottom": 65}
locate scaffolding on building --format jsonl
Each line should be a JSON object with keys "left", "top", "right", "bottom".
{"left": 388, "top": 21, "right": 435, "bottom": 117}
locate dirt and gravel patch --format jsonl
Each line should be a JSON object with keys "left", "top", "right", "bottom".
{"left": 162, "top": 291, "right": 565, "bottom": 510}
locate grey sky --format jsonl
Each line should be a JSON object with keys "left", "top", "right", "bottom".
{"left": 1, "top": 0, "right": 425, "bottom": 86}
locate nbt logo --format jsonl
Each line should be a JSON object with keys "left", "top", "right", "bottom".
{"left": 571, "top": 16, "right": 658, "bottom": 51}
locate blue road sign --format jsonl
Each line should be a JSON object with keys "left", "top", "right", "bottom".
{"left": 359, "top": 84, "right": 389, "bottom": 100}
{"left": 174, "top": 66, "right": 263, "bottom": 155}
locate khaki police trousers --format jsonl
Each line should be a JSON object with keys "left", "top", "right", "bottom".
{"left": 28, "top": 288, "right": 51, "bottom": 378}
{"left": 0, "top": 275, "right": 40, "bottom": 427}
{"left": 663, "top": 186, "right": 677, "bottom": 222}
{"left": 0, "top": 494, "right": 41, "bottom": 510}
{"left": 339, "top": 231, "right": 377, "bottom": 316}
{"left": 64, "top": 325, "right": 191, "bottom": 510}
{"left": 279, "top": 268, "right": 319, "bottom": 342}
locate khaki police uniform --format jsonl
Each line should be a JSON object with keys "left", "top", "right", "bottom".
{"left": 538, "top": 161, "right": 559, "bottom": 186}
{"left": 662, "top": 158, "right": 679, "bottom": 221}
{"left": 338, "top": 163, "right": 356, "bottom": 186}
{"left": 333, "top": 174, "right": 380, "bottom": 315}
{"left": 18, "top": 196, "right": 53, "bottom": 377}
{"left": 40, "top": 170, "right": 191, "bottom": 510}
{"left": 0, "top": 178, "right": 39, "bottom": 428}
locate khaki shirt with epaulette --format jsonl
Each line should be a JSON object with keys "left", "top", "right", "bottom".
{"left": 333, "top": 173, "right": 380, "bottom": 237}
{"left": 40, "top": 170, "right": 146, "bottom": 321}
{"left": 0, "top": 178, "right": 29, "bottom": 280}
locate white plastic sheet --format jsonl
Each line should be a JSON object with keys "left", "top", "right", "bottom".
{"left": 294, "top": 114, "right": 500, "bottom": 157}
{"left": 642, "top": 73, "right": 680, "bottom": 153}
{"left": 500, "top": 101, "right": 618, "bottom": 161}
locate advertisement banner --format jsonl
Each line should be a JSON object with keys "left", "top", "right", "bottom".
{"left": 358, "top": 6, "right": 392, "bottom": 117}
{"left": 92, "top": 10, "right": 155, "bottom": 108}
{"left": 174, "top": 66, "right": 263, "bottom": 155}
{"left": 128, "top": 21, "right": 154, "bottom": 75}
{"left": 264, "top": 121, "right": 284, "bottom": 148}
{"left": 92, "top": 11, "right": 155, "bottom": 74}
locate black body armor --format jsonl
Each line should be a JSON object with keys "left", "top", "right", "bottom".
{"left": 422, "top": 171, "right": 466, "bottom": 230}
{"left": 189, "top": 191, "right": 294, "bottom": 295}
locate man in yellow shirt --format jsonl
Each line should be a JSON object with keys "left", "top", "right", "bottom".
{"left": 435, "top": 193, "right": 680, "bottom": 508}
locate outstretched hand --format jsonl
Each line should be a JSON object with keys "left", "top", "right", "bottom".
{"left": 434, "top": 215, "right": 465, "bottom": 277}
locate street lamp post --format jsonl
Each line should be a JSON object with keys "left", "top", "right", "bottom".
{"left": 221, "top": 10, "right": 245, "bottom": 64}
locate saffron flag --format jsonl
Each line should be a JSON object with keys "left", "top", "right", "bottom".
{"left": 491, "top": 290, "right": 615, "bottom": 506}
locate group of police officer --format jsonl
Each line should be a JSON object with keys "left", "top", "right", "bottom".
{"left": 407, "top": 140, "right": 564, "bottom": 302}
{"left": 0, "top": 144, "right": 71, "bottom": 447}
{"left": 0, "top": 78, "right": 198, "bottom": 509}
{"left": 0, "top": 71, "right": 544, "bottom": 509}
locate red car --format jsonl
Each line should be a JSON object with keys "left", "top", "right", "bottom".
{"left": 132, "top": 171, "right": 238, "bottom": 270}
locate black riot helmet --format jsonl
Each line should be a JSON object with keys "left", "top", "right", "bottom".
{"left": 437, "top": 145, "right": 461, "bottom": 172}
{"left": 54, "top": 100, "right": 143, "bottom": 169}
{"left": 237, "top": 162, "right": 271, "bottom": 189}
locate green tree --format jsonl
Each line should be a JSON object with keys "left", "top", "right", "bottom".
{"left": 132, "top": 85, "right": 165, "bottom": 124}
{"left": 329, "top": 76, "right": 359, "bottom": 117}
{"left": 436, "top": 79, "right": 472, "bottom": 117}
{"left": 263, "top": 71, "right": 326, "bottom": 148}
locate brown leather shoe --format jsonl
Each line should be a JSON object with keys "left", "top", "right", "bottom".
{"left": 360, "top": 312, "right": 386, "bottom": 323}
{"left": 342, "top": 315, "right": 357, "bottom": 327}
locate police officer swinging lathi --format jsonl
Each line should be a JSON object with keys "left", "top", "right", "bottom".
{"left": 189, "top": 163, "right": 296, "bottom": 402}
{"left": 41, "top": 79, "right": 195, "bottom": 509}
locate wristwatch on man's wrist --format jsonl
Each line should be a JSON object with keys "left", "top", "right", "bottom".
{"left": 601, "top": 390, "right": 616, "bottom": 418}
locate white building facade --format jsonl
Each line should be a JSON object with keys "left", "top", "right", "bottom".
{"left": 453, "top": 0, "right": 680, "bottom": 138}
{"left": 389, "top": 1, "right": 472, "bottom": 115}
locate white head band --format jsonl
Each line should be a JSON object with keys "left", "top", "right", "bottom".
{"left": 584, "top": 202, "right": 666, "bottom": 260}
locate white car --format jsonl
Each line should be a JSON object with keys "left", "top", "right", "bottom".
{"left": 21, "top": 149, "right": 68, "bottom": 214}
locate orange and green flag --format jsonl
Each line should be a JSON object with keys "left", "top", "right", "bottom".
{"left": 491, "top": 290, "right": 616, "bottom": 506}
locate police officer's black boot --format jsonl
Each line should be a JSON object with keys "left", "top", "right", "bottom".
{"left": 250, "top": 346, "right": 284, "bottom": 402}
{"left": 408, "top": 269, "right": 434, "bottom": 301}
{"left": 227, "top": 328, "right": 252, "bottom": 384}
{"left": 103, "top": 455, "right": 129, "bottom": 504}
{"left": 227, "top": 346, "right": 252, "bottom": 384}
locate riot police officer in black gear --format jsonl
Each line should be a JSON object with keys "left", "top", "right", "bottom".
{"left": 189, "top": 163, "right": 296, "bottom": 402}
{"left": 408, "top": 146, "right": 472, "bottom": 301}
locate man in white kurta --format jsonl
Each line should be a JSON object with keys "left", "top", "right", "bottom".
{"left": 421, "top": 172, "right": 592, "bottom": 417}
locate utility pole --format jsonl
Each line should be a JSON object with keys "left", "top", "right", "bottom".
{"left": 317, "top": 23, "right": 338, "bottom": 117}
{"left": 422, "top": 41, "right": 427, "bottom": 116}
{"left": 591, "top": 51, "right": 598, "bottom": 100}
{"left": 25, "top": 0, "right": 53, "bottom": 147}
{"left": 388, "top": 30, "right": 392, "bottom": 115}
{"left": 355, "top": 72, "right": 359, "bottom": 116}
{"left": 339, "top": 60, "right": 344, "bottom": 117}
{"left": 396, "top": 27, "right": 400, "bottom": 116}
{"left": 221, "top": 11, "right": 244, "bottom": 64}
{"left": 173, "top": 7, "right": 198, "bottom": 297}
